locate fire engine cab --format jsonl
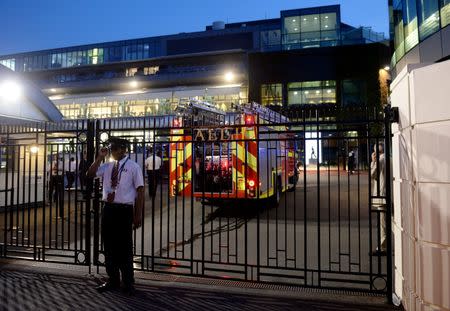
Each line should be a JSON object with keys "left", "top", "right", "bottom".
{"left": 169, "top": 100, "right": 296, "bottom": 206}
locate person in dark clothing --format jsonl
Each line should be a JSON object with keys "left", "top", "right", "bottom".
{"left": 87, "top": 137, "right": 144, "bottom": 295}
{"left": 78, "top": 151, "right": 89, "bottom": 197}
{"left": 48, "top": 155, "right": 64, "bottom": 217}
{"left": 144, "top": 148, "right": 162, "bottom": 198}
{"left": 65, "top": 157, "right": 76, "bottom": 188}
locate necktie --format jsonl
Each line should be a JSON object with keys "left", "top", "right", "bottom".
{"left": 111, "top": 161, "right": 119, "bottom": 188}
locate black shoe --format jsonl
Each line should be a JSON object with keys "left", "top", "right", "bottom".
{"left": 121, "top": 285, "right": 136, "bottom": 296}
{"left": 96, "top": 282, "right": 119, "bottom": 293}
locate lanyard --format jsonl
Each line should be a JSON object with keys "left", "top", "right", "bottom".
{"left": 114, "top": 157, "right": 129, "bottom": 187}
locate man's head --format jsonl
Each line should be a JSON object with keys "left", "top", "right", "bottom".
{"left": 108, "top": 137, "right": 129, "bottom": 160}
{"left": 374, "top": 143, "right": 384, "bottom": 154}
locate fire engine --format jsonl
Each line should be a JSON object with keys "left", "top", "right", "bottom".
{"left": 169, "top": 100, "right": 296, "bottom": 206}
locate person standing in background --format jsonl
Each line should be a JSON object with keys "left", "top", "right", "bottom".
{"left": 144, "top": 148, "right": 162, "bottom": 198}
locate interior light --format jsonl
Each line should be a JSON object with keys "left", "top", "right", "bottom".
{"left": 327, "top": 89, "right": 332, "bottom": 93}
{"left": 248, "top": 179, "right": 255, "bottom": 187}
{"left": 292, "top": 19, "right": 296, "bottom": 22}
{"left": 0, "top": 80, "right": 22, "bottom": 101}
{"left": 30, "top": 145, "right": 39, "bottom": 154}
{"left": 50, "top": 88, "right": 57, "bottom": 93}
{"left": 224, "top": 71, "right": 234, "bottom": 82}
{"left": 303, "top": 18, "right": 307, "bottom": 21}
{"left": 325, "top": 25, "right": 329, "bottom": 28}
{"left": 129, "top": 81, "right": 138, "bottom": 88}
{"left": 383, "top": 66, "right": 390, "bottom": 71}
{"left": 316, "top": 90, "right": 320, "bottom": 94}
{"left": 294, "top": 28, "right": 298, "bottom": 31}
{"left": 314, "top": 17, "right": 318, "bottom": 20}
{"left": 325, "top": 16, "right": 329, "bottom": 19}
{"left": 294, "top": 91, "right": 298, "bottom": 95}
{"left": 305, "top": 91, "right": 309, "bottom": 94}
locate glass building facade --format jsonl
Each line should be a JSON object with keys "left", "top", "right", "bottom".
{"left": 391, "top": 0, "right": 450, "bottom": 67}
{"left": 1, "top": 5, "right": 385, "bottom": 73}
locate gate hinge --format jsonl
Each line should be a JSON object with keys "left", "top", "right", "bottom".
{"left": 384, "top": 105, "right": 399, "bottom": 123}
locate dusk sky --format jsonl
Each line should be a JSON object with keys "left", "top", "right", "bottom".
{"left": 0, "top": 0, "right": 389, "bottom": 56}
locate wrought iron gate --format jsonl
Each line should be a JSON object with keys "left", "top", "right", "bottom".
{"left": 0, "top": 106, "right": 394, "bottom": 297}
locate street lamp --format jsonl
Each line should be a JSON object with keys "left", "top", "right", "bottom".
{"left": 0, "top": 80, "right": 22, "bottom": 101}
{"left": 224, "top": 71, "right": 234, "bottom": 82}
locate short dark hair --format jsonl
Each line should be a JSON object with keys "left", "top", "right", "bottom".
{"left": 108, "top": 137, "right": 129, "bottom": 150}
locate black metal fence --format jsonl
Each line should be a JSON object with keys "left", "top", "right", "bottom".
{"left": 0, "top": 107, "right": 393, "bottom": 298}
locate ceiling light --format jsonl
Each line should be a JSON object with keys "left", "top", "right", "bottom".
{"left": 327, "top": 89, "right": 332, "bottom": 93}
{"left": 325, "top": 16, "right": 329, "bottom": 19}
{"left": 50, "top": 88, "right": 56, "bottom": 93}
{"left": 294, "top": 28, "right": 298, "bottom": 31}
{"left": 316, "top": 90, "right": 320, "bottom": 94}
{"left": 304, "top": 91, "right": 309, "bottom": 94}
{"left": 292, "top": 19, "right": 296, "bottom": 22}
{"left": 294, "top": 91, "right": 298, "bottom": 95}
{"left": 325, "top": 25, "right": 329, "bottom": 28}
{"left": 314, "top": 17, "right": 318, "bottom": 20}
{"left": 303, "top": 18, "right": 307, "bottom": 21}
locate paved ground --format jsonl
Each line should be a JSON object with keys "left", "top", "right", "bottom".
{"left": 0, "top": 260, "right": 401, "bottom": 311}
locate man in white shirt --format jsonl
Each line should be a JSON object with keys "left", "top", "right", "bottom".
{"left": 371, "top": 143, "right": 387, "bottom": 256}
{"left": 144, "top": 148, "right": 162, "bottom": 198}
{"left": 87, "top": 137, "right": 144, "bottom": 294}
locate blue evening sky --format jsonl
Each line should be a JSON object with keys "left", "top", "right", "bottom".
{"left": 0, "top": 0, "right": 389, "bottom": 56}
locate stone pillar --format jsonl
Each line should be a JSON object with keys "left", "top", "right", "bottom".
{"left": 390, "top": 60, "right": 450, "bottom": 311}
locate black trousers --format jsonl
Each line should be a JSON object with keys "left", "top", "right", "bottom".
{"left": 66, "top": 171, "right": 76, "bottom": 188}
{"left": 48, "top": 175, "right": 64, "bottom": 217}
{"left": 102, "top": 203, "right": 134, "bottom": 286}
{"left": 147, "top": 169, "right": 160, "bottom": 197}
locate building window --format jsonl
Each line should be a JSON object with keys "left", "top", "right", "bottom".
{"left": 143, "top": 66, "right": 159, "bottom": 75}
{"left": 441, "top": 0, "right": 450, "bottom": 27}
{"left": 260, "top": 30, "right": 281, "bottom": 51}
{"left": 0, "top": 59, "right": 15, "bottom": 71}
{"left": 126, "top": 68, "right": 138, "bottom": 77}
{"left": 288, "top": 80, "right": 336, "bottom": 105}
{"left": 261, "top": 84, "right": 283, "bottom": 106}
{"left": 403, "top": 0, "right": 419, "bottom": 52}
{"left": 342, "top": 80, "right": 367, "bottom": 107}
{"left": 418, "top": 0, "right": 440, "bottom": 40}
{"left": 283, "top": 12, "right": 338, "bottom": 50}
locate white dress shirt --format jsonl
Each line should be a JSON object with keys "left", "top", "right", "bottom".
{"left": 145, "top": 155, "right": 162, "bottom": 171}
{"left": 97, "top": 157, "right": 144, "bottom": 205}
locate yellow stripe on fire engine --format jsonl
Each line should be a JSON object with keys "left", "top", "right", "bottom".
{"left": 236, "top": 142, "right": 257, "bottom": 173}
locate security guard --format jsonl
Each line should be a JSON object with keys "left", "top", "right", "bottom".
{"left": 87, "top": 137, "right": 144, "bottom": 294}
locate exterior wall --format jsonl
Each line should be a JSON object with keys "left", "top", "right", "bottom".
{"left": 391, "top": 60, "right": 450, "bottom": 311}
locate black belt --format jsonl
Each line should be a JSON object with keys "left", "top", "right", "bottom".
{"left": 104, "top": 202, "right": 133, "bottom": 208}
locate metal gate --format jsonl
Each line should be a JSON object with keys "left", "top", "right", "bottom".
{"left": 0, "top": 106, "right": 395, "bottom": 298}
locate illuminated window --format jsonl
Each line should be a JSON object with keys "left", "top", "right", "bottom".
{"left": 418, "top": 0, "right": 440, "bottom": 40}
{"left": 126, "top": 68, "right": 138, "bottom": 77}
{"left": 288, "top": 81, "right": 336, "bottom": 105}
{"left": 403, "top": 0, "right": 419, "bottom": 52}
{"left": 441, "top": 0, "right": 450, "bottom": 27}
{"left": 261, "top": 84, "right": 283, "bottom": 106}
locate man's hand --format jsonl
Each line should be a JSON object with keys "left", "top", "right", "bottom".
{"left": 133, "top": 211, "right": 142, "bottom": 229}
{"left": 371, "top": 152, "right": 377, "bottom": 163}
